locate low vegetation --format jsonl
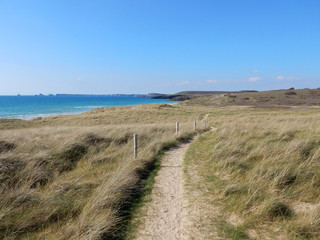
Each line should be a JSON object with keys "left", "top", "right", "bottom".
{"left": 184, "top": 88, "right": 320, "bottom": 107}
{"left": 0, "top": 104, "right": 205, "bottom": 239}
{"left": 1, "top": 88, "right": 320, "bottom": 239}
{"left": 185, "top": 107, "right": 320, "bottom": 239}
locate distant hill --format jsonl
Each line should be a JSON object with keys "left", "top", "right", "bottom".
{"left": 183, "top": 88, "right": 320, "bottom": 107}
{"left": 150, "top": 90, "right": 258, "bottom": 101}
{"left": 177, "top": 90, "right": 258, "bottom": 96}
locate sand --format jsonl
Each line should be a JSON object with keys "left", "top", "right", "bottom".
{"left": 135, "top": 142, "right": 191, "bottom": 240}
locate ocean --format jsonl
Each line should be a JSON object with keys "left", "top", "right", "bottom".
{"left": 0, "top": 95, "right": 174, "bottom": 120}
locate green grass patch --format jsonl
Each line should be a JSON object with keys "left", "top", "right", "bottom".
{"left": 217, "top": 218, "right": 251, "bottom": 240}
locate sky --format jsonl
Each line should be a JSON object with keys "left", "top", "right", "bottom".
{"left": 0, "top": 0, "right": 319, "bottom": 95}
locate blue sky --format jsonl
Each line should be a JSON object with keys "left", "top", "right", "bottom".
{"left": 0, "top": 0, "right": 319, "bottom": 94}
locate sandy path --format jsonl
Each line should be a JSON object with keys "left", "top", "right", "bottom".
{"left": 135, "top": 142, "right": 190, "bottom": 240}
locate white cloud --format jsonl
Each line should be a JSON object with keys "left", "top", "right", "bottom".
{"left": 206, "top": 79, "right": 217, "bottom": 83}
{"left": 248, "top": 77, "right": 261, "bottom": 82}
{"left": 252, "top": 70, "right": 259, "bottom": 73}
{"left": 276, "top": 76, "right": 300, "bottom": 81}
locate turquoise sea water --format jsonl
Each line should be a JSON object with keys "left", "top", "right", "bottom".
{"left": 0, "top": 95, "right": 174, "bottom": 120}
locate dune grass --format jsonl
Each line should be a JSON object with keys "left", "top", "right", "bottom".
{"left": 0, "top": 103, "right": 207, "bottom": 239}
{"left": 0, "top": 103, "right": 210, "bottom": 130}
{"left": 185, "top": 107, "right": 320, "bottom": 239}
{"left": 2, "top": 96, "right": 320, "bottom": 239}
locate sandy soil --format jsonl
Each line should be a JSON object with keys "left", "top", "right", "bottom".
{"left": 135, "top": 142, "right": 191, "bottom": 240}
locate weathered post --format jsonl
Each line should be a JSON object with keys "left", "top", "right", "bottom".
{"left": 204, "top": 120, "right": 207, "bottom": 128}
{"left": 133, "top": 133, "right": 138, "bottom": 159}
{"left": 176, "top": 122, "right": 179, "bottom": 135}
{"left": 194, "top": 120, "right": 197, "bottom": 130}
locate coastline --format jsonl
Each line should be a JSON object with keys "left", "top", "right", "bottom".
{"left": 0, "top": 96, "right": 178, "bottom": 121}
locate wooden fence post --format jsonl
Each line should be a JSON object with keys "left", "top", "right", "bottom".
{"left": 176, "top": 122, "right": 179, "bottom": 135}
{"left": 204, "top": 120, "right": 207, "bottom": 128}
{"left": 194, "top": 120, "right": 197, "bottom": 130}
{"left": 133, "top": 133, "right": 138, "bottom": 159}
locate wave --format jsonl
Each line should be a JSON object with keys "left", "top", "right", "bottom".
{"left": 72, "top": 106, "right": 104, "bottom": 109}
{"left": 0, "top": 111, "right": 85, "bottom": 120}
{"left": 0, "top": 97, "right": 173, "bottom": 120}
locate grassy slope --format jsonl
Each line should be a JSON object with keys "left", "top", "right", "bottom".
{"left": 2, "top": 88, "right": 320, "bottom": 239}
{"left": 0, "top": 104, "right": 208, "bottom": 239}
{"left": 184, "top": 88, "right": 320, "bottom": 107}
{"left": 184, "top": 106, "right": 320, "bottom": 239}
{"left": 0, "top": 103, "right": 209, "bottom": 130}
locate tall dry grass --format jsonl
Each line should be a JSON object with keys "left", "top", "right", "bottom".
{"left": 186, "top": 108, "right": 320, "bottom": 239}
{"left": 0, "top": 103, "right": 205, "bottom": 239}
